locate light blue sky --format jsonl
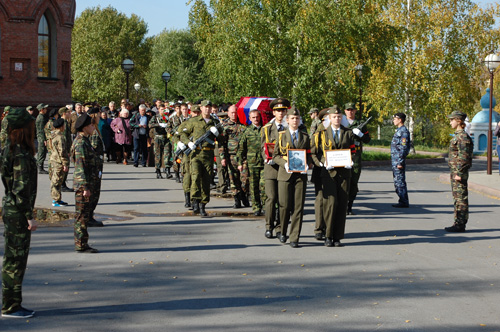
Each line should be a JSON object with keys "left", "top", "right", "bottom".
{"left": 76, "top": 0, "right": 497, "bottom": 37}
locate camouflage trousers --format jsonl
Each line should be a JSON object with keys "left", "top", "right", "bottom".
{"left": 216, "top": 155, "right": 228, "bottom": 192}
{"left": 227, "top": 155, "right": 243, "bottom": 195}
{"left": 36, "top": 139, "right": 47, "bottom": 167}
{"left": 451, "top": 173, "right": 469, "bottom": 226}
{"left": 248, "top": 166, "right": 264, "bottom": 212}
{"left": 392, "top": 166, "right": 409, "bottom": 206}
{"left": 2, "top": 213, "right": 31, "bottom": 314}
{"left": 190, "top": 150, "right": 214, "bottom": 204}
{"left": 74, "top": 188, "right": 91, "bottom": 250}
{"left": 164, "top": 140, "right": 173, "bottom": 168}
{"left": 89, "top": 177, "right": 101, "bottom": 218}
{"left": 182, "top": 154, "right": 191, "bottom": 193}
{"left": 153, "top": 135, "right": 166, "bottom": 169}
{"left": 49, "top": 163, "right": 68, "bottom": 201}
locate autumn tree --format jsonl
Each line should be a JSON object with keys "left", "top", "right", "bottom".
{"left": 72, "top": 6, "right": 152, "bottom": 104}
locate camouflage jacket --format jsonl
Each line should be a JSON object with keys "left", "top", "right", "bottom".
{"left": 71, "top": 133, "right": 100, "bottom": 191}
{"left": 346, "top": 118, "right": 371, "bottom": 168}
{"left": 391, "top": 125, "right": 410, "bottom": 167}
{"left": 448, "top": 129, "right": 473, "bottom": 178}
{"left": 36, "top": 113, "right": 48, "bottom": 141}
{"left": 221, "top": 119, "right": 246, "bottom": 156}
{"left": 64, "top": 119, "right": 72, "bottom": 154}
{"left": 0, "top": 118, "right": 8, "bottom": 148}
{"left": 149, "top": 114, "right": 168, "bottom": 136}
{"left": 180, "top": 115, "right": 224, "bottom": 159}
{"left": 49, "top": 130, "right": 70, "bottom": 167}
{"left": 237, "top": 124, "right": 264, "bottom": 167}
{"left": 44, "top": 119, "right": 55, "bottom": 151}
{"left": 309, "top": 118, "right": 322, "bottom": 136}
{"left": 0, "top": 143, "right": 37, "bottom": 220}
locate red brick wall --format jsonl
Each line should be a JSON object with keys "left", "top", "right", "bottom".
{"left": 0, "top": 0, "right": 76, "bottom": 108}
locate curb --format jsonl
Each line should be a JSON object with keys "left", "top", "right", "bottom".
{"left": 365, "top": 158, "right": 446, "bottom": 167}
{"left": 438, "top": 173, "right": 500, "bottom": 200}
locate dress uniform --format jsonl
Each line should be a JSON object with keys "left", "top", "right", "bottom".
{"left": 445, "top": 111, "right": 473, "bottom": 232}
{"left": 261, "top": 97, "right": 290, "bottom": 238}
{"left": 273, "top": 106, "right": 311, "bottom": 248}
{"left": 391, "top": 113, "right": 411, "bottom": 208}
{"left": 312, "top": 106, "right": 356, "bottom": 247}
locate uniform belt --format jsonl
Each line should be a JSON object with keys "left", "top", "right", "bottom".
{"left": 155, "top": 135, "right": 166, "bottom": 137}
{"left": 196, "top": 147, "right": 215, "bottom": 151}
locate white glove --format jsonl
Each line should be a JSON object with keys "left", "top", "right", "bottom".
{"left": 326, "top": 165, "right": 334, "bottom": 171}
{"left": 319, "top": 162, "right": 324, "bottom": 167}
{"left": 266, "top": 160, "right": 275, "bottom": 165}
{"left": 353, "top": 128, "right": 364, "bottom": 137}
{"left": 345, "top": 161, "right": 354, "bottom": 169}
{"left": 301, "top": 164, "right": 309, "bottom": 174}
{"left": 159, "top": 123, "right": 168, "bottom": 128}
{"left": 210, "top": 126, "right": 219, "bottom": 136}
{"left": 284, "top": 162, "right": 292, "bottom": 173}
{"left": 188, "top": 142, "right": 196, "bottom": 150}
{"left": 177, "top": 142, "right": 186, "bottom": 150}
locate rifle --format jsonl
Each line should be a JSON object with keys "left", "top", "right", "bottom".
{"left": 184, "top": 123, "right": 223, "bottom": 156}
{"left": 174, "top": 140, "right": 189, "bottom": 159}
{"left": 357, "top": 116, "right": 372, "bottom": 130}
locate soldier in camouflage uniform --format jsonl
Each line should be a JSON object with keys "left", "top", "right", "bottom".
{"left": 71, "top": 112, "right": 100, "bottom": 253}
{"left": 49, "top": 118, "right": 70, "bottom": 207}
{"left": 445, "top": 111, "right": 473, "bottom": 232}
{"left": 308, "top": 108, "right": 320, "bottom": 137}
{"left": 165, "top": 103, "right": 182, "bottom": 180}
{"left": 35, "top": 103, "right": 49, "bottom": 174}
{"left": 59, "top": 107, "right": 74, "bottom": 192}
{"left": 0, "top": 106, "right": 11, "bottom": 148}
{"left": 237, "top": 109, "right": 265, "bottom": 215}
{"left": 221, "top": 105, "right": 249, "bottom": 208}
{"left": 344, "top": 102, "right": 371, "bottom": 214}
{"left": 216, "top": 112, "right": 230, "bottom": 194}
{"left": 149, "top": 104, "right": 169, "bottom": 178}
{"left": 44, "top": 108, "right": 60, "bottom": 176}
{"left": 87, "top": 108, "right": 105, "bottom": 227}
{"left": 391, "top": 113, "right": 411, "bottom": 208}
{"left": 1, "top": 108, "right": 38, "bottom": 318}
{"left": 177, "top": 106, "right": 199, "bottom": 208}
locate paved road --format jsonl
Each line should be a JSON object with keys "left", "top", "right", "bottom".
{"left": 1, "top": 160, "right": 499, "bottom": 332}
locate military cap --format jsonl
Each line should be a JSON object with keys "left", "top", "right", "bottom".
{"left": 101, "top": 106, "right": 110, "bottom": 112}
{"left": 75, "top": 113, "right": 92, "bottom": 131}
{"left": 83, "top": 102, "right": 93, "bottom": 107}
{"left": 447, "top": 111, "right": 467, "bottom": 121}
{"left": 4, "top": 106, "right": 11, "bottom": 113}
{"left": 217, "top": 111, "right": 228, "bottom": 118}
{"left": 87, "top": 107, "right": 100, "bottom": 115}
{"left": 344, "top": 102, "right": 356, "bottom": 110}
{"left": 318, "top": 108, "right": 329, "bottom": 120}
{"left": 58, "top": 107, "right": 68, "bottom": 116}
{"left": 37, "top": 103, "right": 49, "bottom": 110}
{"left": 269, "top": 97, "right": 291, "bottom": 110}
{"left": 48, "top": 108, "right": 59, "bottom": 118}
{"left": 53, "top": 118, "right": 65, "bottom": 129}
{"left": 308, "top": 108, "right": 319, "bottom": 114}
{"left": 326, "top": 105, "right": 342, "bottom": 115}
{"left": 287, "top": 105, "right": 301, "bottom": 116}
{"left": 26, "top": 106, "right": 33, "bottom": 111}
{"left": 393, "top": 112, "right": 406, "bottom": 122}
{"left": 191, "top": 105, "right": 201, "bottom": 113}
{"left": 201, "top": 100, "right": 212, "bottom": 107}
{"left": 7, "top": 108, "right": 33, "bottom": 129}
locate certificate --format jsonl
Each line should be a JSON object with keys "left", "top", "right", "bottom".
{"left": 324, "top": 149, "right": 352, "bottom": 168}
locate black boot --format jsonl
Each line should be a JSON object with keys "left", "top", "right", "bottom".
{"left": 165, "top": 167, "right": 173, "bottom": 179}
{"left": 192, "top": 199, "right": 200, "bottom": 214}
{"left": 184, "top": 192, "right": 191, "bottom": 208}
{"left": 61, "top": 182, "right": 73, "bottom": 192}
{"left": 38, "top": 165, "right": 48, "bottom": 174}
{"left": 156, "top": 168, "right": 163, "bottom": 179}
{"left": 347, "top": 201, "right": 354, "bottom": 215}
{"left": 174, "top": 170, "right": 181, "bottom": 183}
{"left": 200, "top": 203, "right": 208, "bottom": 217}
{"left": 240, "top": 192, "right": 250, "bottom": 207}
{"left": 233, "top": 194, "right": 242, "bottom": 209}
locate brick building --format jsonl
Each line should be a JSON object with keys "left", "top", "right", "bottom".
{"left": 0, "top": 0, "right": 75, "bottom": 108}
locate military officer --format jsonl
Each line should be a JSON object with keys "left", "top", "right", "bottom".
{"left": 149, "top": 103, "right": 169, "bottom": 178}
{"left": 49, "top": 118, "right": 70, "bottom": 207}
{"left": 391, "top": 112, "right": 411, "bottom": 208}
{"left": 237, "top": 109, "right": 265, "bottom": 215}
{"left": 344, "top": 102, "right": 371, "bottom": 214}
{"left": 261, "top": 97, "right": 290, "bottom": 239}
{"left": 273, "top": 106, "right": 311, "bottom": 248}
{"left": 71, "top": 112, "right": 100, "bottom": 253}
{"left": 312, "top": 106, "right": 356, "bottom": 247}
{"left": 180, "top": 100, "right": 223, "bottom": 216}
{"left": 35, "top": 103, "right": 49, "bottom": 174}
{"left": 445, "top": 111, "right": 473, "bottom": 232}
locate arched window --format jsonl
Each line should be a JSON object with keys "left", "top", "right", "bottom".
{"left": 38, "top": 14, "right": 50, "bottom": 77}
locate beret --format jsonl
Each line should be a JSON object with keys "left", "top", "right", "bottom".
{"left": 53, "top": 118, "right": 65, "bottom": 129}
{"left": 7, "top": 108, "right": 34, "bottom": 129}
{"left": 48, "top": 108, "right": 59, "bottom": 118}
{"left": 75, "top": 113, "right": 92, "bottom": 131}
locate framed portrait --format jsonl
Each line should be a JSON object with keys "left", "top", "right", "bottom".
{"left": 324, "top": 149, "right": 352, "bottom": 168}
{"left": 264, "top": 143, "right": 275, "bottom": 161}
{"left": 287, "top": 149, "right": 307, "bottom": 172}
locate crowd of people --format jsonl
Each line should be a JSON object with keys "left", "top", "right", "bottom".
{"left": 0, "top": 96, "right": 474, "bottom": 318}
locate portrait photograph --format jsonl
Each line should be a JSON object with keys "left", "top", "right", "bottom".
{"left": 287, "top": 149, "right": 307, "bottom": 172}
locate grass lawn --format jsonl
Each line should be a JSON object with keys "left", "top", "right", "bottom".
{"left": 362, "top": 150, "right": 442, "bottom": 161}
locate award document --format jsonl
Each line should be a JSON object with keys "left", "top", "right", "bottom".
{"left": 324, "top": 149, "right": 352, "bottom": 168}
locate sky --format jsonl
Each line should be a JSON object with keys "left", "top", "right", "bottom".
{"left": 76, "top": 0, "right": 497, "bottom": 38}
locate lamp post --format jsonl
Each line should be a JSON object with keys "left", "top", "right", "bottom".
{"left": 121, "top": 58, "right": 135, "bottom": 100}
{"left": 483, "top": 54, "right": 500, "bottom": 175}
{"left": 355, "top": 64, "right": 363, "bottom": 120}
{"left": 161, "top": 71, "right": 171, "bottom": 101}
{"left": 134, "top": 82, "right": 141, "bottom": 104}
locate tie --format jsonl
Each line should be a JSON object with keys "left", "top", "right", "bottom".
{"left": 293, "top": 132, "right": 298, "bottom": 148}
{"left": 278, "top": 124, "right": 283, "bottom": 131}
{"left": 334, "top": 130, "right": 339, "bottom": 144}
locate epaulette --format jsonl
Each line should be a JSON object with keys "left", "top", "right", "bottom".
{"left": 263, "top": 122, "right": 273, "bottom": 127}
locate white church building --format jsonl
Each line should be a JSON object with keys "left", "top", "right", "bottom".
{"left": 470, "top": 88, "right": 500, "bottom": 154}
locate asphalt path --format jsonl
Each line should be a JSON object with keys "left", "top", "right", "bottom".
{"left": 1, "top": 159, "right": 499, "bottom": 332}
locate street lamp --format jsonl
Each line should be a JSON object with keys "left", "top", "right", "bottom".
{"left": 161, "top": 71, "right": 171, "bottom": 101}
{"left": 134, "top": 82, "right": 141, "bottom": 104}
{"left": 355, "top": 64, "right": 363, "bottom": 120}
{"left": 483, "top": 53, "right": 500, "bottom": 175}
{"left": 121, "top": 58, "right": 135, "bottom": 100}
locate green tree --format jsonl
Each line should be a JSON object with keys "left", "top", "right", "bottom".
{"left": 72, "top": 6, "right": 152, "bottom": 104}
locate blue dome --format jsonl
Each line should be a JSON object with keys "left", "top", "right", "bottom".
{"left": 471, "top": 110, "right": 500, "bottom": 123}
{"left": 480, "top": 88, "right": 496, "bottom": 109}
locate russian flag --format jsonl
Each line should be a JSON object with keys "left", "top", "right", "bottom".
{"left": 235, "top": 97, "right": 275, "bottom": 125}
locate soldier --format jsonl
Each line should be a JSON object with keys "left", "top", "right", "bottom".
{"left": 44, "top": 108, "right": 60, "bottom": 175}
{"left": 391, "top": 112, "right": 411, "bottom": 208}
{"left": 215, "top": 110, "right": 230, "bottom": 193}
{"left": 71, "top": 112, "right": 100, "bottom": 253}
{"left": 237, "top": 109, "right": 265, "bottom": 215}
{"left": 149, "top": 103, "right": 169, "bottom": 178}
{"left": 49, "top": 118, "right": 69, "bottom": 207}
{"left": 308, "top": 108, "right": 320, "bottom": 136}
{"left": 261, "top": 98, "right": 289, "bottom": 238}
{"left": 87, "top": 108, "right": 105, "bottom": 227}
{"left": 59, "top": 107, "right": 74, "bottom": 192}
{"left": 180, "top": 100, "right": 223, "bottom": 216}
{"left": 311, "top": 108, "right": 328, "bottom": 240}
{"left": 166, "top": 103, "right": 186, "bottom": 181}
{"left": 35, "top": 103, "right": 49, "bottom": 174}
{"left": 344, "top": 102, "right": 371, "bottom": 214}
{"left": 221, "top": 105, "right": 249, "bottom": 208}
{"left": 1, "top": 108, "right": 38, "bottom": 319}
{"left": 312, "top": 106, "right": 356, "bottom": 247}
{"left": 26, "top": 106, "right": 35, "bottom": 118}
{"left": 273, "top": 106, "right": 311, "bottom": 248}
{"left": 0, "top": 106, "right": 11, "bottom": 148}
{"left": 445, "top": 111, "right": 473, "bottom": 232}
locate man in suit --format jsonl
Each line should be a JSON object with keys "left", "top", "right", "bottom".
{"left": 312, "top": 106, "right": 356, "bottom": 247}
{"left": 273, "top": 106, "right": 311, "bottom": 248}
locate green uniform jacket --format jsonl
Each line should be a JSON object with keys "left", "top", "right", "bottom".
{"left": 448, "top": 129, "right": 473, "bottom": 179}
{"left": 149, "top": 114, "right": 168, "bottom": 136}
{"left": 36, "top": 113, "right": 48, "bottom": 141}
{"left": 261, "top": 120, "right": 283, "bottom": 180}
{"left": 1, "top": 143, "right": 37, "bottom": 220}
{"left": 71, "top": 133, "right": 100, "bottom": 192}
{"left": 180, "top": 116, "right": 224, "bottom": 159}
{"left": 237, "top": 124, "right": 264, "bottom": 166}
{"left": 346, "top": 118, "right": 371, "bottom": 169}
{"left": 221, "top": 119, "right": 246, "bottom": 157}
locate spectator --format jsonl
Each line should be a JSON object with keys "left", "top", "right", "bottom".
{"left": 99, "top": 111, "right": 113, "bottom": 162}
{"left": 130, "top": 104, "right": 149, "bottom": 167}
{"left": 110, "top": 109, "right": 132, "bottom": 164}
